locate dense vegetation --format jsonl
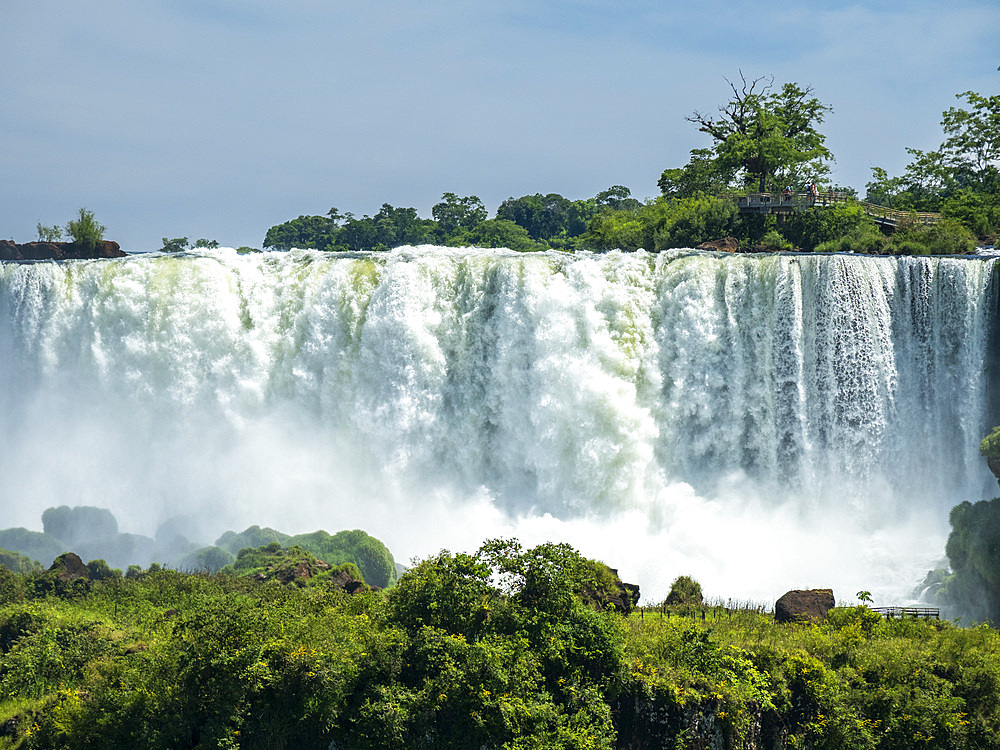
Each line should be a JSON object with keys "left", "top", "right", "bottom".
{"left": 261, "top": 75, "right": 997, "bottom": 255}
{"left": 0, "top": 507, "right": 397, "bottom": 589}
{"left": 1, "top": 538, "right": 1000, "bottom": 749}
{"left": 918, "top": 426, "right": 1000, "bottom": 626}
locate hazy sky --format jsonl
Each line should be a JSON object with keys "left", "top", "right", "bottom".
{"left": 2, "top": 0, "right": 997, "bottom": 250}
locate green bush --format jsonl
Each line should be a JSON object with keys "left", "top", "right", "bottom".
{"left": 891, "top": 217, "right": 976, "bottom": 255}
{"left": 981, "top": 425, "right": 1000, "bottom": 458}
{"left": 664, "top": 574, "right": 703, "bottom": 607}
{"left": 781, "top": 202, "right": 875, "bottom": 251}
{"left": 65, "top": 208, "right": 106, "bottom": 251}
{"left": 759, "top": 229, "right": 793, "bottom": 250}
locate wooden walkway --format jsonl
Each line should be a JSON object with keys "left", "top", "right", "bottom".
{"left": 736, "top": 192, "right": 941, "bottom": 229}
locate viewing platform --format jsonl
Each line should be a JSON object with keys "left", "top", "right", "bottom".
{"left": 871, "top": 606, "right": 940, "bottom": 620}
{"left": 735, "top": 192, "right": 941, "bottom": 230}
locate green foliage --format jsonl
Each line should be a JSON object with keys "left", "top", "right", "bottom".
{"left": 940, "top": 88, "right": 1000, "bottom": 193}
{"left": 64, "top": 208, "right": 106, "bottom": 250}
{"left": 215, "top": 525, "right": 291, "bottom": 554}
{"left": 85, "top": 559, "right": 120, "bottom": 582}
{"left": 664, "top": 575, "right": 703, "bottom": 607}
{"left": 585, "top": 194, "right": 738, "bottom": 252}
{"left": 2, "top": 538, "right": 1000, "bottom": 749}
{"left": 431, "top": 192, "right": 488, "bottom": 240}
{"left": 658, "top": 148, "right": 731, "bottom": 198}
{"left": 0, "top": 548, "right": 41, "bottom": 574}
{"left": 653, "top": 194, "right": 739, "bottom": 249}
{"left": 758, "top": 228, "right": 794, "bottom": 250}
{"left": 942, "top": 189, "right": 1000, "bottom": 239}
{"left": 813, "top": 225, "right": 888, "bottom": 254}
{"left": 681, "top": 74, "right": 833, "bottom": 193}
{"left": 583, "top": 204, "right": 651, "bottom": 251}
{"left": 288, "top": 529, "right": 396, "bottom": 588}
{"left": 159, "top": 237, "right": 189, "bottom": 252}
{"left": 35, "top": 222, "right": 62, "bottom": 242}
{"left": 192, "top": 238, "right": 219, "bottom": 249}
{"left": 463, "top": 218, "right": 543, "bottom": 252}
{"left": 942, "top": 497, "right": 1000, "bottom": 623}
{"left": 866, "top": 84, "right": 1000, "bottom": 234}
{"left": 263, "top": 214, "right": 337, "bottom": 250}
{"left": 0, "top": 528, "right": 63, "bottom": 567}
{"left": 888, "top": 217, "right": 977, "bottom": 255}
{"left": 982, "top": 425, "right": 1000, "bottom": 458}
{"left": 780, "top": 201, "right": 875, "bottom": 251}
{"left": 177, "top": 546, "right": 234, "bottom": 573}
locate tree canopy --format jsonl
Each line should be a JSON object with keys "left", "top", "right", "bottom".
{"left": 664, "top": 73, "right": 833, "bottom": 195}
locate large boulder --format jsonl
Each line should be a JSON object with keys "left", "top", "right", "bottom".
{"left": 48, "top": 552, "right": 91, "bottom": 583}
{"left": 774, "top": 589, "right": 835, "bottom": 623}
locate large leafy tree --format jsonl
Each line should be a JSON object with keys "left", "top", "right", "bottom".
{"left": 666, "top": 73, "right": 833, "bottom": 194}
{"left": 865, "top": 76, "right": 1000, "bottom": 235}
{"left": 431, "top": 192, "right": 487, "bottom": 237}
{"left": 940, "top": 88, "right": 1000, "bottom": 191}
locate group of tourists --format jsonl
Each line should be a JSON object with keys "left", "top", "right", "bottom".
{"left": 782, "top": 183, "right": 821, "bottom": 201}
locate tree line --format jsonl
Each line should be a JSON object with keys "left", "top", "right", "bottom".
{"left": 263, "top": 71, "right": 999, "bottom": 255}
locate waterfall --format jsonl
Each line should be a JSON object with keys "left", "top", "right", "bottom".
{"left": 0, "top": 247, "right": 995, "bottom": 601}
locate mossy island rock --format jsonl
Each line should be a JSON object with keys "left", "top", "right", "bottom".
{"left": 0, "top": 240, "right": 126, "bottom": 261}
{"left": 230, "top": 543, "right": 370, "bottom": 592}
{"left": 575, "top": 561, "right": 640, "bottom": 615}
{"left": 775, "top": 588, "right": 835, "bottom": 623}
{"left": 48, "top": 552, "right": 90, "bottom": 583}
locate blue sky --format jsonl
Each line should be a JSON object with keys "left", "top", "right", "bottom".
{"left": 2, "top": 0, "right": 997, "bottom": 250}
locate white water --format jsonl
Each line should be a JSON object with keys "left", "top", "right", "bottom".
{"left": 0, "top": 247, "right": 995, "bottom": 604}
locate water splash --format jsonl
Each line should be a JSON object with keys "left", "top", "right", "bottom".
{"left": 0, "top": 247, "right": 995, "bottom": 603}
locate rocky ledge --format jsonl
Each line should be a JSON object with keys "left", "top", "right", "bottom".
{"left": 0, "top": 240, "right": 126, "bottom": 260}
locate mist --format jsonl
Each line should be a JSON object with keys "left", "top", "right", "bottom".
{"left": 0, "top": 247, "right": 993, "bottom": 604}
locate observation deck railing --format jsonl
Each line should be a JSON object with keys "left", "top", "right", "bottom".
{"left": 870, "top": 606, "right": 940, "bottom": 620}
{"left": 735, "top": 192, "right": 941, "bottom": 228}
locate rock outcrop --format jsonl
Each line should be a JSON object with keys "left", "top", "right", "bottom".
{"left": 987, "top": 456, "right": 1000, "bottom": 487}
{"left": 578, "top": 567, "right": 641, "bottom": 615}
{"left": 696, "top": 236, "right": 741, "bottom": 252}
{"left": 774, "top": 588, "right": 835, "bottom": 623}
{"left": 0, "top": 240, "right": 126, "bottom": 260}
{"left": 48, "top": 552, "right": 91, "bottom": 583}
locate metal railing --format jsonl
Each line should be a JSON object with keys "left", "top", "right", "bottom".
{"left": 870, "top": 606, "right": 940, "bottom": 620}
{"left": 734, "top": 192, "right": 941, "bottom": 227}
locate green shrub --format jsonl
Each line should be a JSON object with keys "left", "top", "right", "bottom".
{"left": 759, "top": 229, "right": 793, "bottom": 250}
{"left": 891, "top": 217, "right": 976, "bottom": 255}
{"left": 86, "top": 559, "right": 121, "bottom": 582}
{"left": 664, "top": 574, "right": 703, "bottom": 607}
{"left": 65, "top": 208, "right": 106, "bottom": 250}
{"left": 781, "top": 202, "right": 875, "bottom": 251}
{"left": 981, "top": 425, "right": 1000, "bottom": 458}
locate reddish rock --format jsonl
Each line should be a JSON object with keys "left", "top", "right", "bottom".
{"left": 697, "top": 237, "right": 741, "bottom": 252}
{"left": 774, "top": 589, "right": 835, "bottom": 623}
{"left": 0, "top": 240, "right": 18, "bottom": 260}
{"left": 16, "top": 242, "right": 61, "bottom": 260}
{"left": 0, "top": 241, "right": 126, "bottom": 261}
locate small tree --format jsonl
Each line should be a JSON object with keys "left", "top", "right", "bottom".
{"left": 36, "top": 222, "right": 63, "bottom": 242}
{"left": 160, "top": 237, "right": 190, "bottom": 253}
{"left": 65, "top": 208, "right": 106, "bottom": 250}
